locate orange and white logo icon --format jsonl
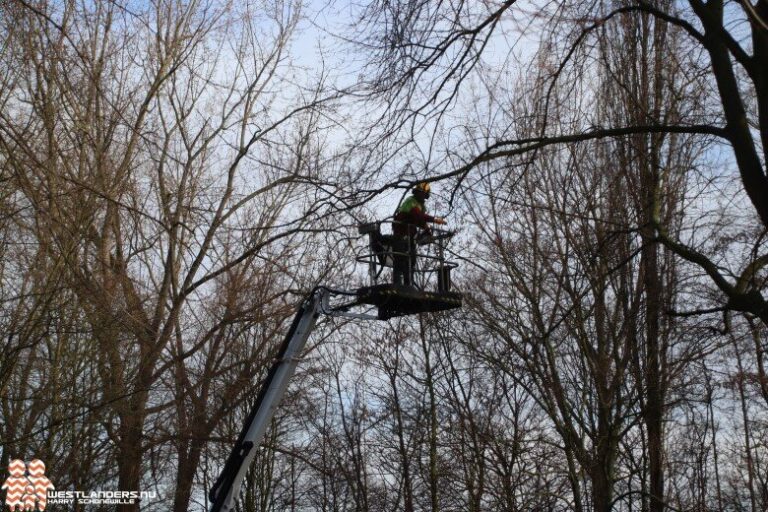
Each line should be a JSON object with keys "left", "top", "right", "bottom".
{"left": 1, "top": 459, "right": 54, "bottom": 511}
{"left": 1, "top": 460, "right": 28, "bottom": 511}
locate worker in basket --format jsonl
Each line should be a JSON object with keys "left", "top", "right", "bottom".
{"left": 392, "top": 181, "right": 446, "bottom": 286}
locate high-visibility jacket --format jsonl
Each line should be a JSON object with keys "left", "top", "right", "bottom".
{"left": 393, "top": 195, "right": 436, "bottom": 236}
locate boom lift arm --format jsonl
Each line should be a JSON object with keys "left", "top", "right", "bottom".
{"left": 209, "top": 220, "right": 462, "bottom": 512}
{"left": 209, "top": 288, "right": 334, "bottom": 512}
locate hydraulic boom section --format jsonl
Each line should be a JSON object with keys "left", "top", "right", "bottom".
{"left": 208, "top": 288, "right": 328, "bottom": 512}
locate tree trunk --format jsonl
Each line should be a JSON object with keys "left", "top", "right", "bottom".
{"left": 590, "top": 463, "right": 613, "bottom": 512}
{"left": 117, "top": 424, "right": 143, "bottom": 512}
{"left": 173, "top": 441, "right": 204, "bottom": 512}
{"left": 641, "top": 152, "right": 664, "bottom": 512}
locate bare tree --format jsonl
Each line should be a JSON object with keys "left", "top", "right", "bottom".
{"left": 0, "top": 1, "right": 338, "bottom": 509}
{"left": 356, "top": 0, "right": 768, "bottom": 329}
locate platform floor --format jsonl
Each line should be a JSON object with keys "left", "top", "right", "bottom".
{"left": 356, "top": 284, "right": 463, "bottom": 320}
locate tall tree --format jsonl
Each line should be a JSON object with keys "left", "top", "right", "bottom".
{"left": 0, "top": 1, "right": 335, "bottom": 509}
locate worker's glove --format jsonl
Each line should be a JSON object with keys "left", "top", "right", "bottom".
{"left": 433, "top": 217, "right": 447, "bottom": 225}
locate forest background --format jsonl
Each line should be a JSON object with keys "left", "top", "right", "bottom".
{"left": 1, "top": 0, "right": 767, "bottom": 511}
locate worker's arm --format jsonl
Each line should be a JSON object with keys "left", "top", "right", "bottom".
{"left": 410, "top": 206, "right": 446, "bottom": 226}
